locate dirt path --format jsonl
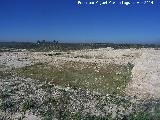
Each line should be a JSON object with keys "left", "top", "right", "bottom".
{"left": 126, "top": 49, "right": 160, "bottom": 100}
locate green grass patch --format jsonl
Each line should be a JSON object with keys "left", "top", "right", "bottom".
{"left": 0, "top": 70, "right": 13, "bottom": 78}
{"left": 16, "top": 61, "right": 133, "bottom": 95}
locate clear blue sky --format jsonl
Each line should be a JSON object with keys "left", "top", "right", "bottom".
{"left": 0, "top": 0, "right": 160, "bottom": 43}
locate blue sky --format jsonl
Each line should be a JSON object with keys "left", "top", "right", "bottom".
{"left": 0, "top": 0, "right": 160, "bottom": 43}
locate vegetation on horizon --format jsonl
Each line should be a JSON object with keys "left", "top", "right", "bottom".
{"left": 0, "top": 41, "right": 160, "bottom": 52}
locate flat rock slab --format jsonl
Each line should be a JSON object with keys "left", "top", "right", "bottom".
{"left": 126, "top": 49, "right": 160, "bottom": 100}
{"left": 0, "top": 52, "right": 32, "bottom": 70}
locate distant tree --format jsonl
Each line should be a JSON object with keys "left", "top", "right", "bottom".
{"left": 42, "top": 40, "right": 45, "bottom": 43}
{"left": 53, "top": 40, "right": 56, "bottom": 44}
{"left": 37, "top": 40, "right": 40, "bottom": 45}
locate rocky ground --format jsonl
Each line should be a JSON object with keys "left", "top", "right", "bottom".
{"left": 0, "top": 77, "right": 136, "bottom": 120}
{"left": 126, "top": 49, "right": 160, "bottom": 100}
{"left": 0, "top": 48, "right": 160, "bottom": 119}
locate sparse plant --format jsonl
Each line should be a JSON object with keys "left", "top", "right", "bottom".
{"left": 21, "top": 99, "right": 36, "bottom": 113}
{"left": 127, "top": 62, "right": 134, "bottom": 71}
